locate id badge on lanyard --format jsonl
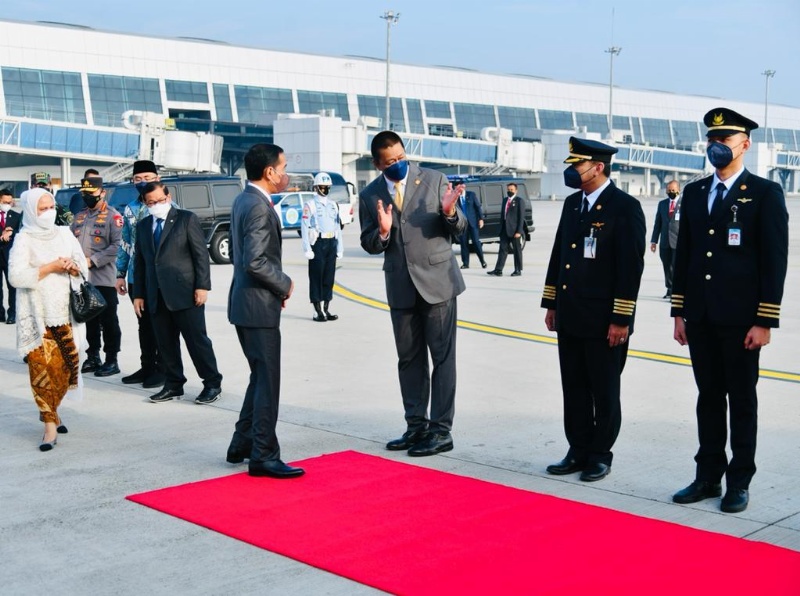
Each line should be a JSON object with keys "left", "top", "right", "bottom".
{"left": 584, "top": 228, "right": 596, "bottom": 259}
{"left": 727, "top": 205, "right": 741, "bottom": 247}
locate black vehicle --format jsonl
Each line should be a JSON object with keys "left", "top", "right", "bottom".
{"left": 57, "top": 174, "right": 243, "bottom": 264}
{"left": 448, "top": 176, "right": 535, "bottom": 249}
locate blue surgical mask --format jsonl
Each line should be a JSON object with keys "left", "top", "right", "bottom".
{"left": 383, "top": 160, "right": 409, "bottom": 182}
{"left": 135, "top": 181, "right": 149, "bottom": 193}
{"left": 563, "top": 166, "right": 584, "bottom": 189}
{"left": 706, "top": 142, "right": 733, "bottom": 169}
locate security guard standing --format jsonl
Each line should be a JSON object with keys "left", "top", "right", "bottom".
{"left": 301, "top": 172, "right": 343, "bottom": 322}
{"left": 671, "top": 108, "right": 788, "bottom": 514}
{"left": 71, "top": 176, "right": 123, "bottom": 376}
{"left": 541, "top": 137, "right": 646, "bottom": 482}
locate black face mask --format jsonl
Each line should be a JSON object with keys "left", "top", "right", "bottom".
{"left": 667, "top": 191, "right": 679, "bottom": 199}
{"left": 82, "top": 193, "right": 100, "bottom": 208}
{"left": 507, "top": 191, "right": 515, "bottom": 198}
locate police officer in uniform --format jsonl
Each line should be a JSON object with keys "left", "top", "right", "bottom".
{"left": 671, "top": 108, "right": 788, "bottom": 513}
{"left": 541, "top": 137, "right": 646, "bottom": 482}
{"left": 301, "top": 172, "right": 343, "bottom": 322}
{"left": 71, "top": 176, "right": 123, "bottom": 376}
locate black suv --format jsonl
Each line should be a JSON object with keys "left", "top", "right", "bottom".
{"left": 59, "top": 175, "right": 243, "bottom": 264}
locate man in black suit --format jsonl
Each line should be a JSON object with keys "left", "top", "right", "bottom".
{"left": 457, "top": 187, "right": 486, "bottom": 269}
{"left": 0, "top": 188, "right": 20, "bottom": 324}
{"left": 226, "top": 144, "right": 303, "bottom": 479}
{"left": 650, "top": 180, "right": 682, "bottom": 299}
{"left": 360, "top": 131, "right": 467, "bottom": 457}
{"left": 541, "top": 137, "right": 646, "bottom": 482}
{"left": 133, "top": 182, "right": 223, "bottom": 405}
{"left": 487, "top": 182, "right": 526, "bottom": 276}
{"left": 671, "top": 108, "right": 788, "bottom": 513}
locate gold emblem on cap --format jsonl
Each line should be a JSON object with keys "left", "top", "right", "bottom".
{"left": 712, "top": 113, "right": 725, "bottom": 126}
{"left": 569, "top": 142, "right": 574, "bottom": 152}
{"left": 740, "top": 184, "right": 747, "bottom": 190}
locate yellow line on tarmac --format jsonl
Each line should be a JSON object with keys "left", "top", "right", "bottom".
{"left": 334, "top": 283, "right": 800, "bottom": 384}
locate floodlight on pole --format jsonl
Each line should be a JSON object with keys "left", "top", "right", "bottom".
{"left": 606, "top": 46, "right": 622, "bottom": 141}
{"left": 762, "top": 69, "right": 776, "bottom": 145}
{"left": 380, "top": 11, "right": 401, "bottom": 130}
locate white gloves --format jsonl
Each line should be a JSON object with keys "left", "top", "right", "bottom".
{"left": 337, "top": 253, "right": 343, "bottom": 260}
{"left": 305, "top": 250, "right": 315, "bottom": 260}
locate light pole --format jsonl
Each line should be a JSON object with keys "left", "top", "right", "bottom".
{"left": 605, "top": 46, "right": 621, "bottom": 141}
{"left": 380, "top": 10, "right": 400, "bottom": 131}
{"left": 762, "top": 69, "right": 775, "bottom": 145}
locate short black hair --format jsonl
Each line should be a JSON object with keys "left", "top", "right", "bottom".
{"left": 0, "top": 188, "right": 12, "bottom": 198}
{"left": 244, "top": 143, "right": 284, "bottom": 181}
{"left": 371, "top": 130, "right": 404, "bottom": 162}
{"left": 83, "top": 168, "right": 100, "bottom": 178}
{"left": 141, "top": 181, "right": 169, "bottom": 198}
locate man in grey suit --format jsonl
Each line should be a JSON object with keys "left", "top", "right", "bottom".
{"left": 226, "top": 143, "right": 303, "bottom": 479}
{"left": 650, "top": 180, "right": 682, "bottom": 299}
{"left": 360, "top": 131, "right": 467, "bottom": 457}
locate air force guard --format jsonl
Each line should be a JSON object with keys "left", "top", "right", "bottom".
{"left": 671, "top": 108, "right": 789, "bottom": 513}
{"left": 301, "top": 172, "right": 343, "bottom": 322}
{"left": 541, "top": 137, "right": 646, "bottom": 482}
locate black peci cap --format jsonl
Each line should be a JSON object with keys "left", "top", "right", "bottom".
{"left": 564, "top": 137, "right": 619, "bottom": 164}
{"left": 132, "top": 160, "right": 158, "bottom": 175}
{"left": 704, "top": 107, "right": 759, "bottom": 138}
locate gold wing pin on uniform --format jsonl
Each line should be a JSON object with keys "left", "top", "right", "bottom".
{"left": 591, "top": 222, "right": 605, "bottom": 229}
{"left": 737, "top": 198, "right": 753, "bottom": 204}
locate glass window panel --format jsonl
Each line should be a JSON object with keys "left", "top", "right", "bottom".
{"left": 88, "top": 74, "right": 162, "bottom": 127}
{"left": 297, "top": 90, "right": 349, "bottom": 120}
{"left": 671, "top": 120, "right": 700, "bottom": 148}
{"left": 82, "top": 129, "right": 98, "bottom": 153}
{"left": 34, "top": 124, "right": 52, "bottom": 149}
{"left": 234, "top": 85, "right": 293, "bottom": 123}
{"left": 497, "top": 106, "right": 537, "bottom": 141}
{"left": 2, "top": 67, "right": 86, "bottom": 124}
{"left": 453, "top": 102, "right": 496, "bottom": 139}
{"left": 538, "top": 109, "right": 573, "bottom": 130}
{"left": 630, "top": 117, "right": 642, "bottom": 143}
{"left": 211, "top": 183, "right": 241, "bottom": 208}
{"left": 50, "top": 126, "right": 67, "bottom": 151}
{"left": 773, "top": 128, "right": 796, "bottom": 150}
{"left": 576, "top": 112, "right": 609, "bottom": 135}
{"left": 406, "top": 99, "right": 424, "bottom": 134}
{"left": 641, "top": 118, "right": 672, "bottom": 146}
{"left": 96, "top": 131, "right": 113, "bottom": 155}
{"left": 66, "top": 127, "right": 83, "bottom": 153}
{"left": 213, "top": 83, "right": 233, "bottom": 121}
{"left": 182, "top": 185, "right": 211, "bottom": 209}
{"left": 425, "top": 100, "right": 451, "bottom": 119}
{"left": 112, "top": 132, "right": 127, "bottom": 156}
{"left": 166, "top": 79, "right": 209, "bottom": 103}
{"left": 356, "top": 95, "right": 403, "bottom": 131}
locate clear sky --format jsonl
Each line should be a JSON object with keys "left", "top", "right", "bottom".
{"left": 3, "top": 0, "right": 799, "bottom": 109}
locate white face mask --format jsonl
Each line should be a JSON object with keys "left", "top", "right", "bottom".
{"left": 148, "top": 202, "right": 171, "bottom": 219}
{"left": 0, "top": 203, "right": 11, "bottom": 213}
{"left": 36, "top": 209, "right": 57, "bottom": 229}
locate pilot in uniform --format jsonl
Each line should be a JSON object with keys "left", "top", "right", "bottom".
{"left": 541, "top": 137, "right": 646, "bottom": 482}
{"left": 71, "top": 176, "right": 123, "bottom": 376}
{"left": 670, "top": 108, "right": 788, "bottom": 513}
{"left": 301, "top": 172, "right": 343, "bottom": 322}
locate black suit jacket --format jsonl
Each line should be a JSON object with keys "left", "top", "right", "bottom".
{"left": 133, "top": 206, "right": 211, "bottom": 314}
{"left": 502, "top": 195, "right": 527, "bottom": 237}
{"left": 541, "top": 182, "right": 646, "bottom": 338}
{"left": 1, "top": 210, "right": 22, "bottom": 259}
{"left": 227, "top": 185, "right": 291, "bottom": 329}
{"left": 671, "top": 170, "right": 788, "bottom": 328}
{"left": 458, "top": 191, "right": 484, "bottom": 228}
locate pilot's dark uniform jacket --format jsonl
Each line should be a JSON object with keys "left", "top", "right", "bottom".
{"left": 541, "top": 137, "right": 646, "bottom": 471}
{"left": 670, "top": 107, "right": 788, "bottom": 493}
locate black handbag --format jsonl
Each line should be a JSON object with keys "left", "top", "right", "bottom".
{"left": 70, "top": 273, "right": 107, "bottom": 323}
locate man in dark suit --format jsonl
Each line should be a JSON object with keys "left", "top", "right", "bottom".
{"left": 226, "top": 144, "right": 303, "bottom": 479}
{"left": 360, "top": 131, "right": 467, "bottom": 457}
{"left": 541, "top": 137, "right": 646, "bottom": 482}
{"left": 133, "top": 182, "right": 223, "bottom": 405}
{"left": 671, "top": 108, "right": 788, "bottom": 513}
{"left": 487, "top": 182, "right": 526, "bottom": 276}
{"left": 0, "top": 188, "right": 20, "bottom": 324}
{"left": 650, "top": 180, "right": 682, "bottom": 298}
{"left": 457, "top": 187, "right": 486, "bottom": 269}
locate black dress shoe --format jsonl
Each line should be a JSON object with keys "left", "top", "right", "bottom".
{"left": 121, "top": 368, "right": 146, "bottom": 385}
{"left": 487, "top": 270, "right": 503, "bottom": 276}
{"left": 149, "top": 387, "right": 184, "bottom": 403}
{"left": 386, "top": 429, "right": 430, "bottom": 451}
{"left": 408, "top": 432, "right": 453, "bottom": 457}
{"left": 481, "top": 261, "right": 487, "bottom": 269}
{"left": 6, "top": 316, "right": 14, "bottom": 324}
{"left": 720, "top": 488, "right": 749, "bottom": 513}
{"left": 249, "top": 459, "right": 305, "bottom": 478}
{"left": 94, "top": 361, "right": 120, "bottom": 377}
{"left": 546, "top": 457, "right": 585, "bottom": 475}
{"left": 195, "top": 386, "right": 221, "bottom": 405}
{"left": 81, "top": 356, "right": 102, "bottom": 374}
{"left": 510, "top": 270, "right": 522, "bottom": 277}
{"left": 672, "top": 480, "right": 722, "bottom": 504}
{"left": 226, "top": 441, "right": 253, "bottom": 464}
{"left": 142, "top": 371, "right": 166, "bottom": 389}
{"left": 580, "top": 462, "right": 611, "bottom": 482}
{"left": 460, "top": 264, "right": 469, "bottom": 269}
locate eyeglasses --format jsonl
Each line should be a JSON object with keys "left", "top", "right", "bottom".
{"left": 133, "top": 175, "right": 159, "bottom": 183}
{"left": 144, "top": 196, "right": 169, "bottom": 207}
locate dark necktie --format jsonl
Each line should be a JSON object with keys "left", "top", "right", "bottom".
{"left": 581, "top": 197, "right": 589, "bottom": 220}
{"left": 0, "top": 211, "right": 5, "bottom": 229}
{"left": 710, "top": 182, "right": 726, "bottom": 218}
{"left": 154, "top": 218, "right": 164, "bottom": 247}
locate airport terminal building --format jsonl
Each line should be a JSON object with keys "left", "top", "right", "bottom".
{"left": 1, "top": 19, "right": 799, "bottom": 198}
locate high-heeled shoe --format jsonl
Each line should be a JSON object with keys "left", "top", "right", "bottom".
{"left": 39, "top": 436, "right": 57, "bottom": 452}
{"left": 57, "top": 424, "right": 68, "bottom": 434}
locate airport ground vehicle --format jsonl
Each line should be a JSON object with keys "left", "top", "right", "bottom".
{"left": 273, "top": 191, "right": 313, "bottom": 234}
{"left": 287, "top": 171, "right": 355, "bottom": 227}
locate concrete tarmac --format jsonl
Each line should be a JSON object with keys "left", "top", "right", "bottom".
{"left": 2, "top": 197, "right": 799, "bottom": 594}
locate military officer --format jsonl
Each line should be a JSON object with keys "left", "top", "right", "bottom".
{"left": 671, "top": 108, "right": 788, "bottom": 514}
{"left": 71, "top": 176, "right": 123, "bottom": 376}
{"left": 541, "top": 137, "right": 646, "bottom": 482}
{"left": 301, "top": 172, "right": 343, "bottom": 322}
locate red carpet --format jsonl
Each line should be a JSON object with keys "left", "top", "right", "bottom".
{"left": 127, "top": 450, "right": 800, "bottom": 595}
